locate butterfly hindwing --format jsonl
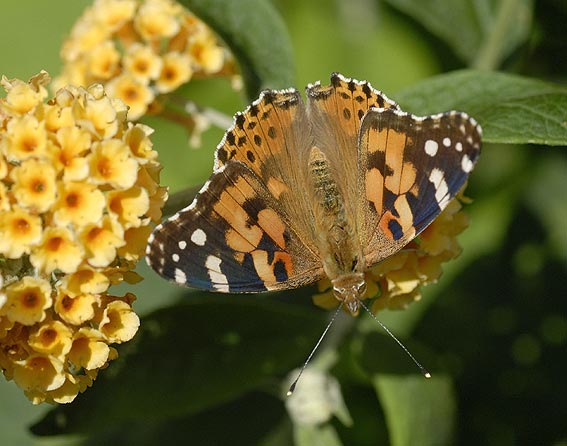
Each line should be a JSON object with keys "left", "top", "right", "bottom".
{"left": 358, "top": 107, "right": 482, "bottom": 266}
{"left": 146, "top": 161, "right": 324, "bottom": 292}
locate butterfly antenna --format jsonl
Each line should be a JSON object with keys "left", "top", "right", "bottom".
{"left": 287, "top": 303, "right": 344, "bottom": 396}
{"left": 359, "top": 300, "right": 431, "bottom": 379}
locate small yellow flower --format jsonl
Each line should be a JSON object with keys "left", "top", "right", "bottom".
{"left": 124, "top": 123, "right": 157, "bottom": 161}
{"left": 93, "top": 0, "right": 137, "bottom": 31}
{"left": 54, "top": 290, "right": 98, "bottom": 326}
{"left": 51, "top": 126, "right": 91, "bottom": 181}
{"left": 88, "top": 139, "right": 139, "bottom": 189}
{"left": 188, "top": 32, "right": 225, "bottom": 73}
{"left": 68, "top": 327, "right": 110, "bottom": 370}
{"left": 0, "top": 207, "right": 43, "bottom": 258}
{"left": 123, "top": 43, "right": 163, "bottom": 82}
{"left": 30, "top": 227, "right": 84, "bottom": 274}
{"left": 98, "top": 297, "right": 140, "bottom": 343}
{"left": 53, "top": 182, "right": 106, "bottom": 228}
{"left": 5, "top": 277, "right": 52, "bottom": 325}
{"left": 80, "top": 216, "right": 126, "bottom": 267}
{"left": 61, "top": 268, "right": 110, "bottom": 296}
{"left": 87, "top": 41, "right": 121, "bottom": 80}
{"left": 108, "top": 186, "right": 150, "bottom": 229}
{"left": 41, "top": 373, "right": 83, "bottom": 404}
{"left": 118, "top": 225, "right": 152, "bottom": 260}
{"left": 28, "top": 320, "right": 74, "bottom": 359}
{"left": 2, "top": 115, "right": 48, "bottom": 161}
{"left": 134, "top": 0, "right": 181, "bottom": 40}
{"left": 10, "top": 159, "right": 57, "bottom": 213}
{"left": 12, "top": 354, "right": 65, "bottom": 393}
{"left": 106, "top": 74, "right": 155, "bottom": 120}
{"left": 87, "top": 91, "right": 121, "bottom": 139}
{"left": 0, "top": 72, "right": 48, "bottom": 115}
{"left": 155, "top": 51, "right": 193, "bottom": 93}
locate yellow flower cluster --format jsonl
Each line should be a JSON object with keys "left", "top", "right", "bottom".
{"left": 54, "top": 0, "right": 236, "bottom": 120}
{"left": 313, "top": 197, "right": 470, "bottom": 313}
{"left": 0, "top": 72, "right": 167, "bottom": 404}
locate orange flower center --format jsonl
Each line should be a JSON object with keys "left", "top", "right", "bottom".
{"left": 47, "top": 236, "right": 63, "bottom": 251}
{"left": 14, "top": 218, "right": 30, "bottom": 233}
{"left": 88, "top": 227, "right": 103, "bottom": 241}
{"left": 22, "top": 137, "right": 38, "bottom": 152}
{"left": 40, "top": 329, "right": 57, "bottom": 344}
{"left": 32, "top": 179, "right": 46, "bottom": 193}
{"left": 135, "top": 60, "right": 148, "bottom": 73}
{"left": 23, "top": 291, "right": 39, "bottom": 308}
{"left": 61, "top": 295, "right": 74, "bottom": 311}
{"left": 163, "top": 67, "right": 176, "bottom": 81}
{"left": 97, "top": 157, "right": 112, "bottom": 177}
{"left": 66, "top": 192, "right": 79, "bottom": 207}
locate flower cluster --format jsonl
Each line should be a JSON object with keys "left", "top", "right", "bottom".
{"left": 0, "top": 72, "right": 167, "bottom": 404}
{"left": 54, "top": 0, "right": 236, "bottom": 120}
{"left": 313, "top": 197, "right": 470, "bottom": 313}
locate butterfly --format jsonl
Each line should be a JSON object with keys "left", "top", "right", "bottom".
{"left": 146, "top": 73, "right": 481, "bottom": 315}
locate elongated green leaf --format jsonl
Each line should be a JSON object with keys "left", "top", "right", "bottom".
{"left": 374, "top": 375, "right": 456, "bottom": 446}
{"left": 181, "top": 0, "right": 295, "bottom": 98}
{"left": 32, "top": 295, "right": 326, "bottom": 436}
{"left": 396, "top": 70, "right": 567, "bottom": 145}
{"left": 384, "top": 0, "right": 532, "bottom": 68}
{"left": 358, "top": 333, "right": 456, "bottom": 446}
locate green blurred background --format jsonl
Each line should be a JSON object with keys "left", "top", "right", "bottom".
{"left": 0, "top": 1, "right": 566, "bottom": 445}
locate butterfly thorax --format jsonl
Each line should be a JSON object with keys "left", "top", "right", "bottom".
{"left": 308, "top": 146, "right": 366, "bottom": 316}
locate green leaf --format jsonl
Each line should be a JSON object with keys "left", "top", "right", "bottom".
{"left": 32, "top": 295, "right": 326, "bottom": 436}
{"left": 384, "top": 0, "right": 533, "bottom": 68}
{"left": 396, "top": 70, "right": 567, "bottom": 146}
{"left": 357, "top": 332, "right": 456, "bottom": 446}
{"left": 373, "top": 374, "right": 456, "bottom": 446}
{"left": 181, "top": 0, "right": 296, "bottom": 98}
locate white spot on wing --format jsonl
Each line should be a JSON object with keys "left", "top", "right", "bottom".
{"left": 191, "top": 229, "right": 207, "bottom": 246}
{"left": 174, "top": 268, "right": 187, "bottom": 284}
{"left": 206, "top": 255, "right": 230, "bottom": 292}
{"left": 429, "top": 168, "right": 450, "bottom": 208}
{"left": 462, "top": 154, "right": 474, "bottom": 173}
{"left": 455, "top": 142, "right": 463, "bottom": 152}
{"left": 172, "top": 253, "right": 179, "bottom": 262}
{"left": 178, "top": 240, "right": 187, "bottom": 250}
{"left": 443, "top": 137, "right": 451, "bottom": 147}
{"left": 424, "top": 139, "right": 439, "bottom": 156}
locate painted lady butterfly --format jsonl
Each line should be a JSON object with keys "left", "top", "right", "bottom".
{"left": 146, "top": 73, "right": 481, "bottom": 315}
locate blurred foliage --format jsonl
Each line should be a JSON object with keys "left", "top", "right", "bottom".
{"left": 1, "top": 0, "right": 566, "bottom": 445}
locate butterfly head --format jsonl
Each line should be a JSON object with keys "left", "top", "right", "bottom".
{"left": 332, "top": 273, "right": 367, "bottom": 316}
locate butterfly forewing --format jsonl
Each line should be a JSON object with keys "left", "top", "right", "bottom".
{"left": 214, "top": 88, "right": 317, "bottom": 252}
{"left": 358, "top": 107, "right": 482, "bottom": 266}
{"left": 147, "top": 161, "right": 324, "bottom": 292}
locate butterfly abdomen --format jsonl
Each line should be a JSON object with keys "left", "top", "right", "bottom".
{"left": 308, "top": 146, "right": 364, "bottom": 281}
{"left": 308, "top": 146, "right": 342, "bottom": 216}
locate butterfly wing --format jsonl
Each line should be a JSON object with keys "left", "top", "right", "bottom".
{"left": 214, "top": 88, "right": 317, "bottom": 251}
{"left": 146, "top": 161, "right": 324, "bottom": 292}
{"left": 357, "top": 107, "right": 482, "bottom": 266}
